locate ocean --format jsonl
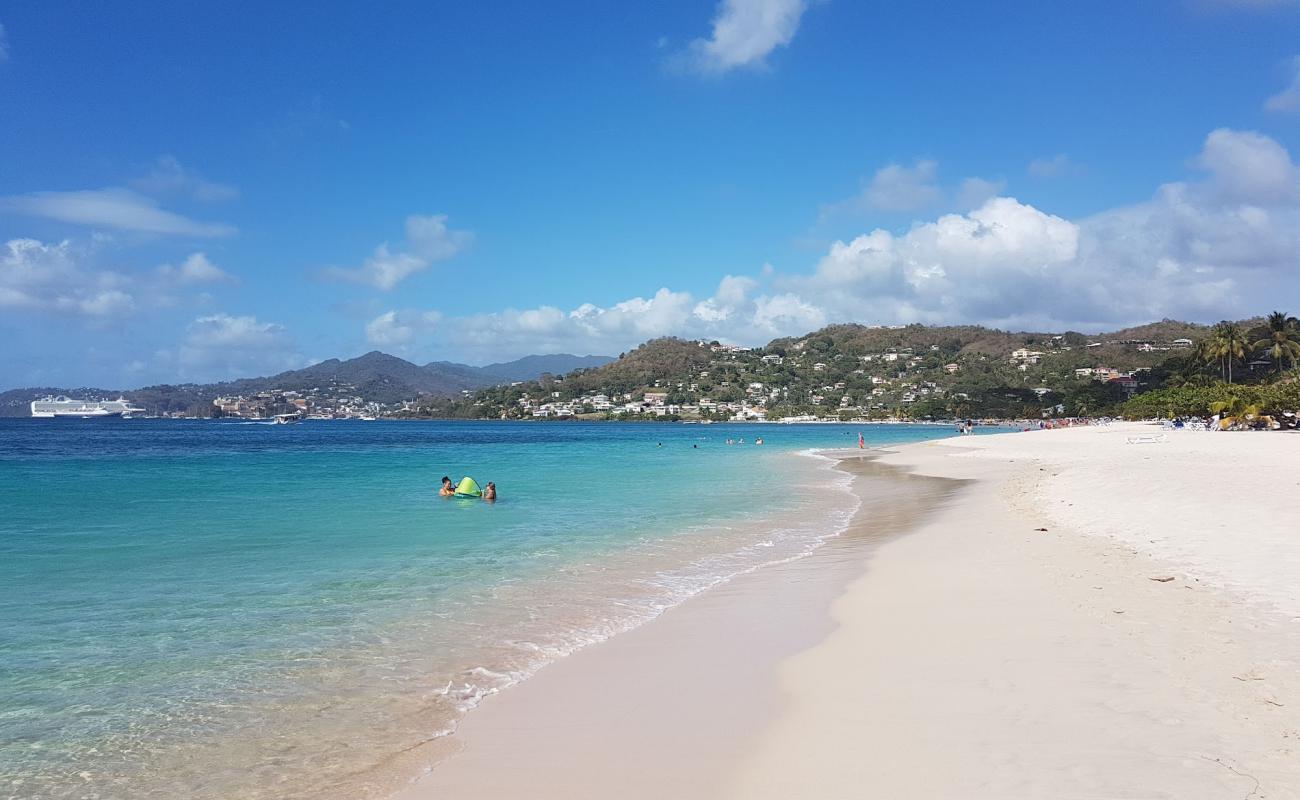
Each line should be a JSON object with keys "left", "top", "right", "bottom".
{"left": 0, "top": 419, "right": 982, "bottom": 799}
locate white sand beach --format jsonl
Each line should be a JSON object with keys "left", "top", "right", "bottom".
{"left": 395, "top": 423, "right": 1300, "bottom": 799}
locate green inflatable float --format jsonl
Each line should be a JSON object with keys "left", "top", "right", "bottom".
{"left": 453, "top": 476, "right": 482, "bottom": 498}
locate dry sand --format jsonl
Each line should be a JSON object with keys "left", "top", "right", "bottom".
{"left": 395, "top": 423, "right": 1300, "bottom": 800}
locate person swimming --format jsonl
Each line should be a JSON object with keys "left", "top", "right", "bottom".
{"left": 438, "top": 476, "right": 456, "bottom": 496}
{"left": 483, "top": 482, "right": 497, "bottom": 501}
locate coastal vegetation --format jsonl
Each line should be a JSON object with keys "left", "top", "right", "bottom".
{"left": 6, "top": 314, "right": 1296, "bottom": 425}
{"left": 424, "top": 312, "right": 1300, "bottom": 425}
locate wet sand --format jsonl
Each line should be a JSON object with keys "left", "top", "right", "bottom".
{"left": 391, "top": 455, "right": 962, "bottom": 799}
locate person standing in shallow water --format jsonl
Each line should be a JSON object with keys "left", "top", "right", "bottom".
{"left": 439, "top": 476, "right": 456, "bottom": 496}
{"left": 483, "top": 482, "right": 497, "bottom": 501}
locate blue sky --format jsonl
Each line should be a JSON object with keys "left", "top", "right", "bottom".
{"left": 2, "top": 0, "right": 1299, "bottom": 387}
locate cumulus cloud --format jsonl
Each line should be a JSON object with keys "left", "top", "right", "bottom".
{"left": 176, "top": 313, "right": 302, "bottom": 379}
{"left": 365, "top": 309, "right": 442, "bottom": 348}
{"left": 955, "top": 177, "right": 1007, "bottom": 210}
{"left": 1193, "top": 127, "right": 1299, "bottom": 201}
{"left": 1028, "top": 154, "right": 1075, "bottom": 178}
{"left": 156, "top": 252, "right": 236, "bottom": 284}
{"left": 862, "top": 160, "right": 942, "bottom": 211}
{"left": 1, "top": 238, "right": 247, "bottom": 324}
{"left": 131, "top": 156, "right": 239, "bottom": 202}
{"left": 692, "top": 274, "right": 757, "bottom": 321}
{"left": 794, "top": 128, "right": 1300, "bottom": 330}
{"left": 824, "top": 160, "right": 1004, "bottom": 220}
{"left": 0, "top": 238, "right": 136, "bottom": 317}
{"left": 398, "top": 127, "right": 1300, "bottom": 359}
{"left": 0, "top": 188, "right": 236, "bottom": 237}
{"left": 680, "top": 0, "right": 807, "bottom": 74}
{"left": 370, "top": 275, "right": 827, "bottom": 363}
{"left": 323, "top": 214, "right": 473, "bottom": 290}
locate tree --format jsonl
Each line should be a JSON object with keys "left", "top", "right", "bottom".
{"left": 1252, "top": 311, "right": 1300, "bottom": 374}
{"left": 1204, "top": 322, "right": 1249, "bottom": 383}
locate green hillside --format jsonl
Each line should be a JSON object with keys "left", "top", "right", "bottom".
{"left": 418, "top": 320, "right": 1238, "bottom": 421}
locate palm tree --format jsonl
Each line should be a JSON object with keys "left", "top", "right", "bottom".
{"left": 1208, "top": 397, "right": 1261, "bottom": 429}
{"left": 1206, "top": 322, "right": 1250, "bottom": 383}
{"left": 1252, "top": 311, "right": 1300, "bottom": 375}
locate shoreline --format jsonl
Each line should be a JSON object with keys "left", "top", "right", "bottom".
{"left": 392, "top": 422, "right": 1300, "bottom": 799}
{"left": 389, "top": 452, "right": 963, "bottom": 799}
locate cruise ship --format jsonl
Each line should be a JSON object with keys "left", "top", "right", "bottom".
{"left": 30, "top": 396, "right": 146, "bottom": 418}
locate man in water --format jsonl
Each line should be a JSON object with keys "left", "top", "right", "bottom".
{"left": 483, "top": 482, "right": 497, "bottom": 501}
{"left": 439, "top": 476, "right": 456, "bottom": 496}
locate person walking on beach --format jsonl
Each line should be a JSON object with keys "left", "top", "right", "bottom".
{"left": 858, "top": 432, "right": 865, "bottom": 449}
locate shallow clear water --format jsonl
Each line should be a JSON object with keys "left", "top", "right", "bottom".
{"left": 0, "top": 419, "right": 980, "bottom": 799}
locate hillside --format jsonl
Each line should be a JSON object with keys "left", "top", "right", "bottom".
{"left": 478, "top": 354, "right": 614, "bottom": 382}
{"left": 427, "top": 319, "right": 1250, "bottom": 421}
{"left": 0, "top": 351, "right": 614, "bottom": 416}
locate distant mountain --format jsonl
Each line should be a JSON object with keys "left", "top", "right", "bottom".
{"left": 0, "top": 351, "right": 616, "bottom": 416}
{"left": 226, "top": 351, "right": 492, "bottom": 402}
{"left": 477, "top": 354, "right": 614, "bottom": 382}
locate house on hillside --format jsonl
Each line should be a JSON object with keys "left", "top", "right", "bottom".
{"left": 1172, "top": 338, "right": 1194, "bottom": 349}
{"left": 1108, "top": 375, "right": 1139, "bottom": 396}
{"left": 1010, "top": 348, "right": 1045, "bottom": 364}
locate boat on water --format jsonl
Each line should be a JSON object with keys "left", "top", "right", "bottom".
{"left": 30, "top": 396, "right": 145, "bottom": 419}
{"left": 274, "top": 412, "right": 302, "bottom": 424}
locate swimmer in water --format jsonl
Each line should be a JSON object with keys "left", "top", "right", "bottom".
{"left": 438, "top": 476, "right": 456, "bottom": 496}
{"left": 483, "top": 482, "right": 497, "bottom": 501}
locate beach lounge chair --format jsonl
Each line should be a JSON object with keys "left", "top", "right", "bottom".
{"left": 1125, "top": 433, "right": 1167, "bottom": 444}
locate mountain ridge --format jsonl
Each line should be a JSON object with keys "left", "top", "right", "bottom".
{"left": 0, "top": 352, "right": 615, "bottom": 416}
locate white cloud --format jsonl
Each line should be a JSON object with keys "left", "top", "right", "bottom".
{"left": 955, "top": 177, "right": 1007, "bottom": 210}
{"left": 1266, "top": 56, "right": 1300, "bottom": 112}
{"left": 682, "top": 0, "right": 807, "bottom": 74}
{"left": 825, "top": 160, "right": 999, "bottom": 219}
{"left": 131, "top": 156, "right": 238, "bottom": 202}
{"left": 1028, "top": 154, "right": 1074, "bottom": 178}
{"left": 157, "top": 252, "right": 236, "bottom": 284}
{"left": 365, "top": 309, "right": 442, "bottom": 348}
{"left": 377, "top": 276, "right": 830, "bottom": 363}
{"left": 1193, "top": 127, "right": 1299, "bottom": 201}
{"left": 0, "top": 238, "right": 136, "bottom": 318}
{"left": 324, "top": 214, "right": 473, "bottom": 290}
{"left": 176, "top": 313, "right": 302, "bottom": 379}
{"left": 692, "top": 274, "right": 757, "bottom": 321}
{"left": 751, "top": 292, "right": 826, "bottom": 334}
{"left": 1, "top": 238, "right": 248, "bottom": 324}
{"left": 794, "top": 129, "right": 1300, "bottom": 330}
{"left": 415, "top": 126, "right": 1300, "bottom": 358}
{"left": 863, "top": 160, "right": 942, "bottom": 211}
{"left": 0, "top": 188, "right": 236, "bottom": 237}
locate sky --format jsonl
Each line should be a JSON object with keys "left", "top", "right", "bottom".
{"left": 2, "top": 0, "right": 1299, "bottom": 388}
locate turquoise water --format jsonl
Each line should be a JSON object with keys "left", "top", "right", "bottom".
{"left": 0, "top": 420, "right": 978, "bottom": 799}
